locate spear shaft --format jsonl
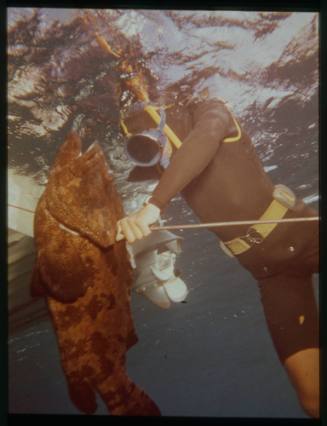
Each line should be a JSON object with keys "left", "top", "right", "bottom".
{"left": 150, "top": 216, "right": 319, "bottom": 231}
{"left": 9, "top": 202, "right": 319, "bottom": 230}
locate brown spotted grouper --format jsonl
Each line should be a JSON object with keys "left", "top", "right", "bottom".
{"left": 31, "top": 132, "right": 160, "bottom": 416}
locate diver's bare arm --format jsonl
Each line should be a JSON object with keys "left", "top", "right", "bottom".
{"left": 150, "top": 100, "right": 230, "bottom": 209}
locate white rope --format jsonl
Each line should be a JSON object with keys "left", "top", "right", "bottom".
{"left": 8, "top": 203, "right": 35, "bottom": 214}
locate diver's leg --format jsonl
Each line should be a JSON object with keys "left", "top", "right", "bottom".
{"left": 284, "top": 347, "right": 319, "bottom": 418}
{"left": 258, "top": 273, "right": 319, "bottom": 418}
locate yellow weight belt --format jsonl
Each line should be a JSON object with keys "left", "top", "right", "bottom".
{"left": 222, "top": 199, "right": 288, "bottom": 256}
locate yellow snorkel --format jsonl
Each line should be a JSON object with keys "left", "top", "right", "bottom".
{"left": 90, "top": 27, "right": 182, "bottom": 151}
{"left": 88, "top": 17, "right": 240, "bottom": 150}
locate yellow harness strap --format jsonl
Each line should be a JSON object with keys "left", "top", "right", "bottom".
{"left": 223, "top": 116, "right": 242, "bottom": 143}
{"left": 144, "top": 105, "right": 182, "bottom": 149}
{"left": 120, "top": 119, "right": 131, "bottom": 137}
{"left": 222, "top": 200, "right": 289, "bottom": 256}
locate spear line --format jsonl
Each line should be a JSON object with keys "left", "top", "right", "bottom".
{"left": 8, "top": 203, "right": 319, "bottom": 229}
{"left": 150, "top": 216, "right": 319, "bottom": 232}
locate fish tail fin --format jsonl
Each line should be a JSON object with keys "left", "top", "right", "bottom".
{"left": 97, "top": 373, "right": 161, "bottom": 416}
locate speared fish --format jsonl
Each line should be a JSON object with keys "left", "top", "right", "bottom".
{"left": 31, "top": 132, "right": 160, "bottom": 416}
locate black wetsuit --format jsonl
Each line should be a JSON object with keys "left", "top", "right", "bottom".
{"left": 124, "top": 97, "right": 319, "bottom": 363}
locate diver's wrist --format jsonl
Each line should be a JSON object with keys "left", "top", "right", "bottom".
{"left": 147, "top": 196, "right": 165, "bottom": 212}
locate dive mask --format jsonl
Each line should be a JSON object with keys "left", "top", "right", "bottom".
{"left": 124, "top": 108, "right": 171, "bottom": 169}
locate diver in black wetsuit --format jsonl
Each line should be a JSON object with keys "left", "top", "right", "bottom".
{"left": 116, "top": 96, "right": 319, "bottom": 418}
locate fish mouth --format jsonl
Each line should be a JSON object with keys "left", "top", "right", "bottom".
{"left": 86, "top": 142, "right": 97, "bottom": 153}
{"left": 66, "top": 131, "right": 102, "bottom": 160}
{"left": 66, "top": 132, "right": 110, "bottom": 177}
{"left": 81, "top": 140, "right": 111, "bottom": 176}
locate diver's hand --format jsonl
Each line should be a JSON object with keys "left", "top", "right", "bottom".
{"left": 116, "top": 203, "right": 161, "bottom": 243}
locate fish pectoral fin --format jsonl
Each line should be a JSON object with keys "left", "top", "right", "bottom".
{"left": 38, "top": 249, "right": 90, "bottom": 303}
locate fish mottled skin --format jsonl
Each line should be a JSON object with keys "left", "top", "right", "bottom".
{"left": 31, "top": 132, "right": 160, "bottom": 416}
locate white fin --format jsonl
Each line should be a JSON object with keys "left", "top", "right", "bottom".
{"left": 163, "top": 277, "right": 188, "bottom": 303}
{"left": 142, "top": 286, "right": 171, "bottom": 309}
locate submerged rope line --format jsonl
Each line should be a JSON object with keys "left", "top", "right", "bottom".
{"left": 8, "top": 203, "right": 35, "bottom": 214}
